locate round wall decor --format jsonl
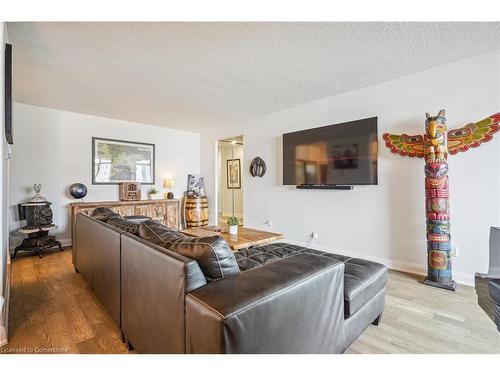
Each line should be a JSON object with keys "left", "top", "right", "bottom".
{"left": 69, "top": 183, "right": 88, "bottom": 200}
{"left": 249, "top": 157, "right": 266, "bottom": 177}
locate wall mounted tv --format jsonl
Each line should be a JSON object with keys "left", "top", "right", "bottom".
{"left": 282, "top": 117, "right": 378, "bottom": 187}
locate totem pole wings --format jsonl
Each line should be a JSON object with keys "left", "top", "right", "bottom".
{"left": 383, "top": 113, "right": 500, "bottom": 158}
{"left": 447, "top": 113, "right": 500, "bottom": 155}
{"left": 382, "top": 111, "right": 500, "bottom": 291}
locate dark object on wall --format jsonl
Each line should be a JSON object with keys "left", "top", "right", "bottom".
{"left": 283, "top": 117, "right": 378, "bottom": 186}
{"left": 226, "top": 159, "right": 241, "bottom": 189}
{"left": 13, "top": 186, "right": 62, "bottom": 258}
{"left": 119, "top": 182, "right": 141, "bottom": 201}
{"left": 297, "top": 184, "right": 353, "bottom": 190}
{"left": 249, "top": 157, "right": 266, "bottom": 177}
{"left": 69, "top": 183, "right": 88, "bottom": 200}
{"left": 5, "top": 43, "right": 13, "bottom": 144}
{"left": 92, "top": 137, "right": 155, "bottom": 184}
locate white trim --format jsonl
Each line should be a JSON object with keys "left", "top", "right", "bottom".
{"left": 283, "top": 239, "right": 475, "bottom": 287}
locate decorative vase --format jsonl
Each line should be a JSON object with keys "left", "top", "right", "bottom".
{"left": 148, "top": 193, "right": 160, "bottom": 200}
{"left": 228, "top": 225, "right": 238, "bottom": 235}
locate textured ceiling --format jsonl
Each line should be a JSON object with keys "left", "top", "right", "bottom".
{"left": 7, "top": 22, "right": 500, "bottom": 131}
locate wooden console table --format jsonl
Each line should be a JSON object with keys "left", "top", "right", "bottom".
{"left": 181, "top": 226, "right": 283, "bottom": 251}
{"left": 70, "top": 199, "right": 181, "bottom": 261}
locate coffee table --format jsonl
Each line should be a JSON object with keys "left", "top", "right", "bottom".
{"left": 181, "top": 225, "right": 283, "bottom": 251}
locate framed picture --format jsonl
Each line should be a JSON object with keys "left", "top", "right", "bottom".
{"left": 187, "top": 174, "right": 206, "bottom": 197}
{"left": 92, "top": 137, "right": 155, "bottom": 185}
{"left": 227, "top": 159, "right": 241, "bottom": 189}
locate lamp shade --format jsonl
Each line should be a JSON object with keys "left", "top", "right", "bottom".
{"left": 163, "top": 179, "right": 175, "bottom": 189}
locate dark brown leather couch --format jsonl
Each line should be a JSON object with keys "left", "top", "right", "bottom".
{"left": 74, "top": 212, "right": 387, "bottom": 353}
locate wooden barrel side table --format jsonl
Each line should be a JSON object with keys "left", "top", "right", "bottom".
{"left": 184, "top": 196, "right": 209, "bottom": 228}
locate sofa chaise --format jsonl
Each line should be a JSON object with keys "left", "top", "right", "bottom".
{"left": 73, "top": 209, "right": 387, "bottom": 353}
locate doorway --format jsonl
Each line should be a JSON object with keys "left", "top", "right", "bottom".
{"left": 217, "top": 136, "right": 244, "bottom": 226}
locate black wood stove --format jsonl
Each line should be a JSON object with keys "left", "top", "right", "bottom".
{"left": 13, "top": 184, "right": 62, "bottom": 258}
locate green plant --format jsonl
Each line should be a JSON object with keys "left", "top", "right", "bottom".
{"left": 148, "top": 187, "right": 159, "bottom": 194}
{"left": 227, "top": 216, "right": 240, "bottom": 226}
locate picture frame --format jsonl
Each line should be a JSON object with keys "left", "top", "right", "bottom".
{"left": 186, "top": 174, "right": 206, "bottom": 197}
{"left": 227, "top": 159, "right": 241, "bottom": 189}
{"left": 92, "top": 137, "right": 155, "bottom": 185}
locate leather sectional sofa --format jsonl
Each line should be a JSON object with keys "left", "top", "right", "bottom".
{"left": 74, "top": 209, "right": 387, "bottom": 353}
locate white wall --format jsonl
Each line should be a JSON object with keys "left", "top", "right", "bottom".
{"left": 200, "top": 50, "right": 500, "bottom": 285}
{"left": 9, "top": 104, "right": 200, "bottom": 247}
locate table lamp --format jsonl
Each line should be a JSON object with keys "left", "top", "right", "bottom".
{"left": 164, "top": 179, "right": 175, "bottom": 199}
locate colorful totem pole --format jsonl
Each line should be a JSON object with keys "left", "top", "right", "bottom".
{"left": 383, "top": 110, "right": 500, "bottom": 291}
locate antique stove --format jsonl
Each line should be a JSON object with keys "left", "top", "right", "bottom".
{"left": 13, "top": 184, "right": 62, "bottom": 258}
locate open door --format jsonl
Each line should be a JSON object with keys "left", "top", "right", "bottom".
{"left": 217, "top": 136, "right": 243, "bottom": 226}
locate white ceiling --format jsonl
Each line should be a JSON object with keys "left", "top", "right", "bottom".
{"left": 7, "top": 22, "right": 500, "bottom": 132}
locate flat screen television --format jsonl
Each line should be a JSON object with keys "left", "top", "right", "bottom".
{"left": 4, "top": 43, "right": 13, "bottom": 144}
{"left": 283, "top": 117, "right": 378, "bottom": 186}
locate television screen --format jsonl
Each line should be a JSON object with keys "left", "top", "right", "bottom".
{"left": 5, "top": 43, "right": 13, "bottom": 144}
{"left": 283, "top": 117, "right": 378, "bottom": 186}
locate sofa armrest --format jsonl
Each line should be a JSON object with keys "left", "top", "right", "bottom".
{"left": 186, "top": 253, "right": 346, "bottom": 353}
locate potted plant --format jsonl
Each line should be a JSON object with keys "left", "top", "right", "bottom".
{"left": 227, "top": 216, "right": 240, "bottom": 235}
{"left": 147, "top": 187, "right": 160, "bottom": 200}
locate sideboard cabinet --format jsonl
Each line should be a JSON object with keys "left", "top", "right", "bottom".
{"left": 70, "top": 199, "right": 181, "bottom": 263}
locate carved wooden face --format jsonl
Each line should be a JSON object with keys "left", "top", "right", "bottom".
{"left": 425, "top": 162, "right": 448, "bottom": 189}
{"left": 425, "top": 162, "right": 448, "bottom": 179}
{"left": 426, "top": 117, "right": 447, "bottom": 147}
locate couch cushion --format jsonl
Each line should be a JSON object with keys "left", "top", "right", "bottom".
{"left": 342, "top": 258, "right": 387, "bottom": 318}
{"left": 489, "top": 280, "right": 500, "bottom": 304}
{"left": 107, "top": 217, "right": 141, "bottom": 235}
{"left": 138, "top": 219, "right": 186, "bottom": 244}
{"left": 91, "top": 207, "right": 121, "bottom": 222}
{"left": 170, "top": 236, "right": 240, "bottom": 281}
{"left": 235, "top": 242, "right": 387, "bottom": 318}
{"left": 138, "top": 220, "right": 240, "bottom": 281}
{"left": 124, "top": 215, "right": 151, "bottom": 223}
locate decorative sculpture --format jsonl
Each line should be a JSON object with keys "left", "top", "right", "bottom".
{"left": 14, "top": 184, "right": 62, "bottom": 258}
{"left": 249, "top": 157, "right": 267, "bottom": 177}
{"left": 69, "top": 183, "right": 88, "bottom": 200}
{"left": 383, "top": 110, "right": 500, "bottom": 291}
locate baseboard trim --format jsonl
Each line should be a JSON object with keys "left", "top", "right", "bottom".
{"left": 283, "top": 239, "right": 475, "bottom": 287}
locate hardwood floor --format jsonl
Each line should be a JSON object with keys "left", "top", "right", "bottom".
{"left": 1, "top": 248, "right": 127, "bottom": 354}
{"left": 347, "top": 270, "right": 500, "bottom": 354}
{"left": 1, "top": 248, "right": 499, "bottom": 354}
